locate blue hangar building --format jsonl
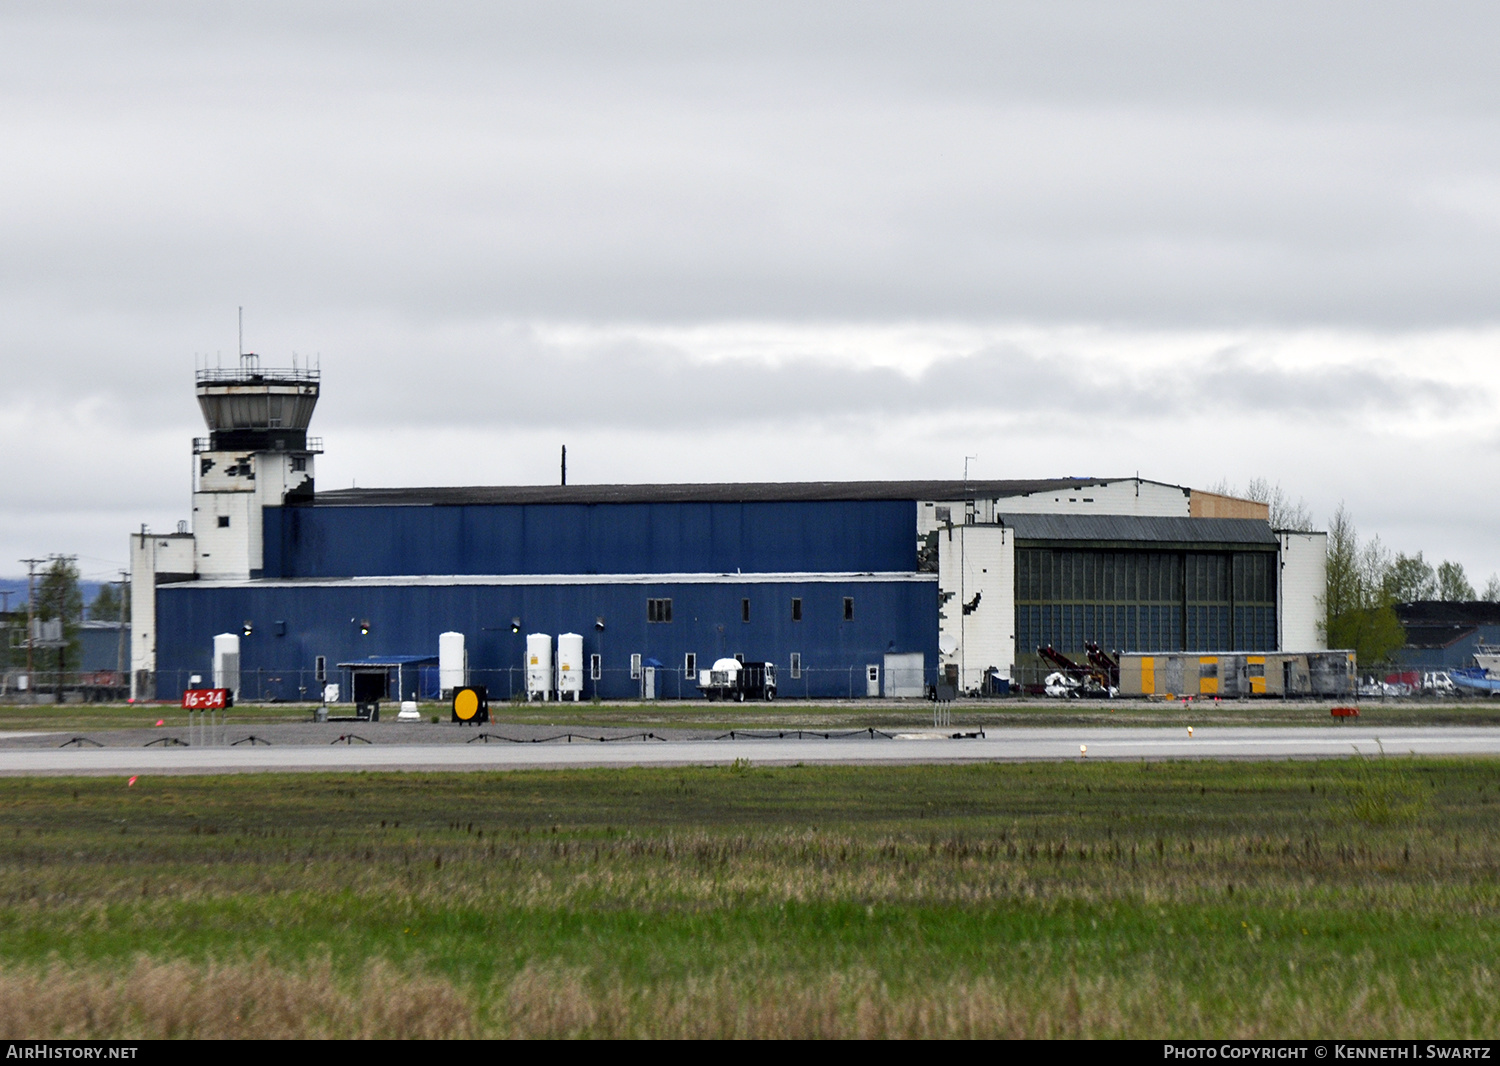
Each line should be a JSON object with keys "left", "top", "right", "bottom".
{"left": 128, "top": 361, "right": 1329, "bottom": 703}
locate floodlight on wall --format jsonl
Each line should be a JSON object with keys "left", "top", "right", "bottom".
{"left": 595, "top": 616, "right": 605, "bottom": 631}
{"left": 242, "top": 621, "right": 253, "bottom": 637}
{"left": 511, "top": 617, "right": 522, "bottom": 633}
{"left": 358, "top": 619, "right": 371, "bottom": 636}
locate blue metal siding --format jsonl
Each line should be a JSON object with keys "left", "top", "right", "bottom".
{"left": 154, "top": 578, "right": 938, "bottom": 701}
{"left": 1393, "top": 625, "right": 1500, "bottom": 672}
{"left": 263, "top": 500, "right": 918, "bottom": 578}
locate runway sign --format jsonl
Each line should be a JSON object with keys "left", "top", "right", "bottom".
{"left": 451, "top": 685, "right": 489, "bottom": 724}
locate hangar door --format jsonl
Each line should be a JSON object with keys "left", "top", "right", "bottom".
{"left": 883, "top": 653, "right": 925, "bottom": 698}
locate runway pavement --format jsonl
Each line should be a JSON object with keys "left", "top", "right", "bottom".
{"left": 0, "top": 725, "right": 1497, "bottom": 775}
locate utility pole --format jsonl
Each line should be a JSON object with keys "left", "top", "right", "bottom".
{"left": 20, "top": 558, "right": 42, "bottom": 704}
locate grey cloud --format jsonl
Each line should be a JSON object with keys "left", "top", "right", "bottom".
{"left": 309, "top": 331, "right": 1470, "bottom": 431}
{"left": 4, "top": 5, "right": 1500, "bottom": 326}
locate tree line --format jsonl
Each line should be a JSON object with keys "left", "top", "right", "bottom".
{"left": 1216, "top": 479, "right": 1498, "bottom": 668}
{"left": 1, "top": 558, "right": 127, "bottom": 679}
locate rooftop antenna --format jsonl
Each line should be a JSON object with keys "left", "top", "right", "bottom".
{"left": 561, "top": 444, "right": 567, "bottom": 486}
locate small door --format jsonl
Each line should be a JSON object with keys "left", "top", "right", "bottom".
{"left": 643, "top": 666, "right": 656, "bottom": 700}
{"left": 883, "top": 653, "right": 925, "bottom": 698}
{"left": 866, "top": 664, "right": 880, "bottom": 697}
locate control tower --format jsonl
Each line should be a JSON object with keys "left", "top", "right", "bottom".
{"left": 191, "top": 354, "right": 322, "bottom": 579}
{"left": 129, "top": 354, "right": 323, "bottom": 698}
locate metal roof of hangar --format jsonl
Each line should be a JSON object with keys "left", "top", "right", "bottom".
{"left": 1000, "top": 514, "right": 1278, "bottom": 550}
{"left": 310, "top": 477, "right": 1169, "bottom": 507}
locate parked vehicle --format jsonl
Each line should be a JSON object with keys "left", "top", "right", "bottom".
{"left": 697, "top": 658, "right": 777, "bottom": 701}
{"left": 1423, "top": 671, "right": 1456, "bottom": 695}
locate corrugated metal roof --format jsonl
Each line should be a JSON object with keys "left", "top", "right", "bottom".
{"left": 1000, "top": 514, "right": 1277, "bottom": 545}
{"left": 1397, "top": 601, "right": 1500, "bottom": 626}
{"left": 1402, "top": 625, "right": 1480, "bottom": 650}
{"left": 312, "top": 477, "right": 1171, "bottom": 507}
{"left": 335, "top": 654, "right": 438, "bottom": 668}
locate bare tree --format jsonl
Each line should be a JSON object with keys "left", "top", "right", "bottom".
{"left": 1244, "top": 478, "right": 1315, "bottom": 531}
{"left": 1208, "top": 477, "right": 1315, "bottom": 530}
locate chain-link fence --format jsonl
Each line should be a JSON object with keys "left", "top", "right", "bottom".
{"left": 0, "top": 669, "right": 129, "bottom": 702}
{"left": 140, "top": 662, "right": 947, "bottom": 703}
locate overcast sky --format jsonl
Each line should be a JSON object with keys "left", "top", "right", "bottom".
{"left": 3, "top": 2, "right": 1499, "bottom": 588}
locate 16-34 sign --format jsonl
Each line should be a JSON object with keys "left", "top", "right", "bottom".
{"left": 181, "top": 688, "right": 230, "bottom": 709}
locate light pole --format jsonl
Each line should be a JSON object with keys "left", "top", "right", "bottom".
{"left": 594, "top": 616, "right": 605, "bottom": 701}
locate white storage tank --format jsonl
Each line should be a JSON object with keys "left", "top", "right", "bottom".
{"left": 212, "top": 633, "right": 240, "bottom": 699}
{"left": 556, "top": 633, "right": 583, "bottom": 701}
{"left": 526, "top": 633, "right": 553, "bottom": 701}
{"left": 438, "top": 631, "right": 466, "bottom": 697}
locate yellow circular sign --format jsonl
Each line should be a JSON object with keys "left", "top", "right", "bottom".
{"left": 454, "top": 688, "right": 478, "bottom": 720}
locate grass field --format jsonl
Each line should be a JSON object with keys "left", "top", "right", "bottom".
{"left": 2, "top": 695, "right": 1499, "bottom": 734}
{"left": 0, "top": 757, "right": 1498, "bottom": 1037}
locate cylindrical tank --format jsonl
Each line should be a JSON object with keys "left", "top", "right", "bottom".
{"left": 438, "top": 631, "right": 466, "bottom": 696}
{"left": 557, "top": 633, "right": 583, "bottom": 701}
{"left": 212, "top": 633, "right": 240, "bottom": 699}
{"left": 526, "top": 633, "right": 553, "bottom": 701}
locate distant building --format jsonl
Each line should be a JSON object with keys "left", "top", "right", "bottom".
{"left": 1393, "top": 601, "right": 1500, "bottom": 672}
{"left": 129, "top": 360, "right": 1328, "bottom": 702}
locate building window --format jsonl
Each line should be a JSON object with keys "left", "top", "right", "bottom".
{"left": 292, "top": 456, "right": 307, "bottom": 472}
{"left": 217, "top": 516, "right": 230, "bottom": 528}
{"left": 630, "top": 653, "right": 642, "bottom": 679}
{"left": 734, "top": 653, "right": 744, "bottom": 664}
{"left": 790, "top": 653, "right": 802, "bottom": 679}
{"left": 843, "top": 597, "right": 854, "bottom": 621}
{"left": 684, "top": 652, "right": 696, "bottom": 677}
{"left": 590, "top": 654, "right": 601, "bottom": 681}
{"left": 315, "top": 656, "right": 326, "bottom": 682}
{"left": 791, "top": 597, "right": 802, "bottom": 621}
{"left": 647, "top": 598, "right": 673, "bottom": 623}
{"left": 741, "top": 598, "right": 750, "bottom": 623}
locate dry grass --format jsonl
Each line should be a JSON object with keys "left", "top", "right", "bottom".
{"left": 2, "top": 761, "right": 1499, "bottom": 1038}
{"left": 1, "top": 956, "right": 1497, "bottom": 1039}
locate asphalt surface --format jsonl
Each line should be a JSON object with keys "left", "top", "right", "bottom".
{"left": 0, "top": 724, "right": 1497, "bottom": 775}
